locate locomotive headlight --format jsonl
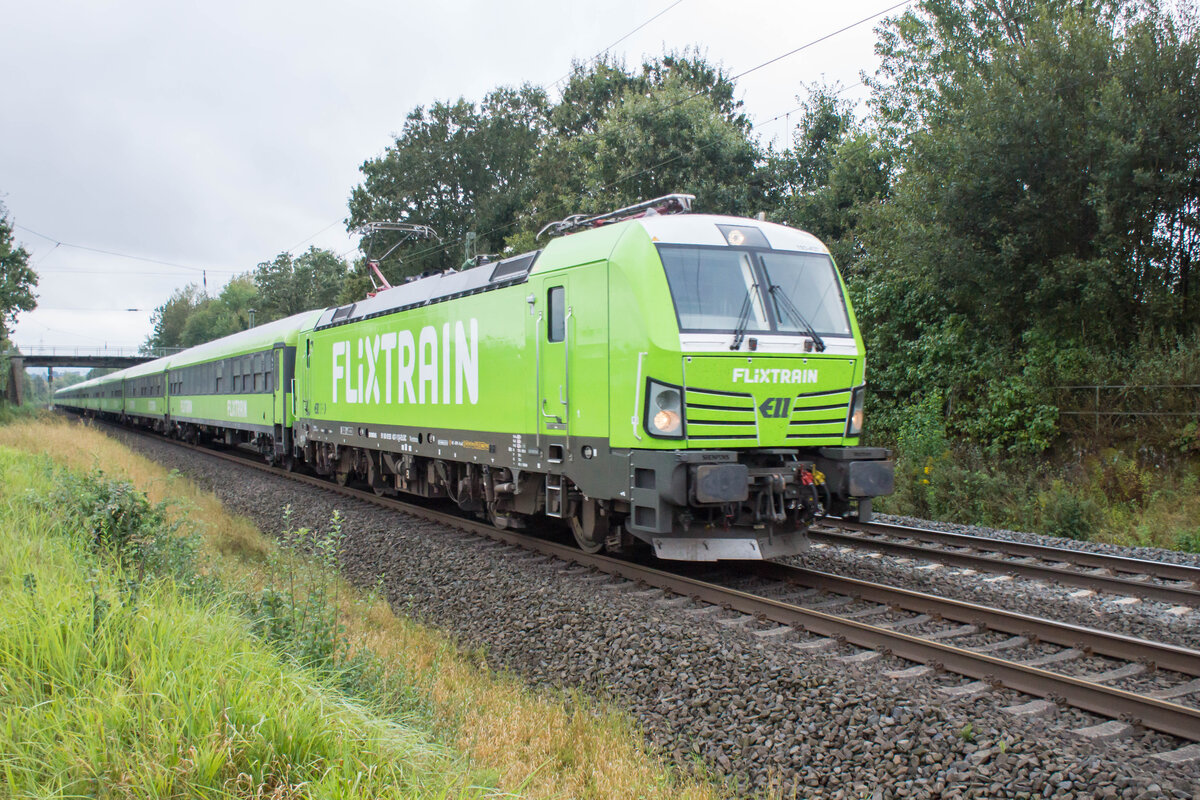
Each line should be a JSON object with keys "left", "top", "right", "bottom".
{"left": 654, "top": 408, "right": 681, "bottom": 431}
{"left": 846, "top": 385, "right": 865, "bottom": 437}
{"left": 645, "top": 379, "right": 684, "bottom": 438}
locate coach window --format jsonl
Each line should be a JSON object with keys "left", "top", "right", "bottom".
{"left": 548, "top": 286, "right": 565, "bottom": 342}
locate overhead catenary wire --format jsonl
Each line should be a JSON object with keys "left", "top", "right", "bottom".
{"left": 549, "top": 0, "right": 688, "bottom": 88}
{"left": 13, "top": 223, "right": 235, "bottom": 275}
{"left": 364, "top": 1, "right": 912, "bottom": 268}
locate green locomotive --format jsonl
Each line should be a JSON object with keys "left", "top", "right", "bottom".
{"left": 57, "top": 195, "right": 893, "bottom": 560}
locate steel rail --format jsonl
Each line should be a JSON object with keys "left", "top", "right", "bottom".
{"left": 742, "top": 561, "right": 1200, "bottom": 677}
{"left": 811, "top": 528, "right": 1200, "bottom": 607}
{"left": 833, "top": 518, "right": 1200, "bottom": 585}
{"left": 98, "top": 422, "right": 1200, "bottom": 741}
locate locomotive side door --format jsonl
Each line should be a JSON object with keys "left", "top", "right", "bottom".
{"left": 535, "top": 261, "right": 609, "bottom": 462}
{"left": 537, "top": 278, "right": 569, "bottom": 447}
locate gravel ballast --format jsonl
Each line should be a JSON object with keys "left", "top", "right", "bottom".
{"left": 111, "top": 429, "right": 1200, "bottom": 799}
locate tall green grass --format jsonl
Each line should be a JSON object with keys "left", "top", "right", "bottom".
{"left": 0, "top": 447, "right": 487, "bottom": 799}
{"left": 0, "top": 418, "right": 723, "bottom": 800}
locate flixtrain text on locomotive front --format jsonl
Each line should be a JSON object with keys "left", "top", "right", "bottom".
{"left": 292, "top": 194, "right": 893, "bottom": 559}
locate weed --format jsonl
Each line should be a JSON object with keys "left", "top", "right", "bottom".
{"left": 1175, "top": 527, "right": 1200, "bottom": 553}
{"left": 1037, "top": 481, "right": 1102, "bottom": 541}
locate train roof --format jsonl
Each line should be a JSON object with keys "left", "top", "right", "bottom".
{"left": 314, "top": 251, "right": 540, "bottom": 331}
{"left": 168, "top": 309, "right": 321, "bottom": 367}
{"left": 120, "top": 355, "right": 173, "bottom": 379}
{"left": 53, "top": 310, "right": 320, "bottom": 396}
{"left": 314, "top": 213, "right": 830, "bottom": 330}
{"left": 634, "top": 214, "right": 830, "bottom": 255}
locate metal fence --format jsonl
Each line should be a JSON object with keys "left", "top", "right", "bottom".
{"left": 1052, "top": 384, "right": 1200, "bottom": 432}
{"left": 2, "top": 344, "right": 184, "bottom": 359}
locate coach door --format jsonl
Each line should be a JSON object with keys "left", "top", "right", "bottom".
{"left": 273, "top": 344, "right": 287, "bottom": 426}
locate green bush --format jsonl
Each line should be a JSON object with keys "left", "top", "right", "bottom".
{"left": 46, "top": 468, "right": 211, "bottom": 593}
{"left": 1175, "top": 527, "right": 1200, "bottom": 553}
{"left": 1037, "top": 480, "right": 1102, "bottom": 541}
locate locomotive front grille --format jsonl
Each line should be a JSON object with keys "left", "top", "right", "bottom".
{"left": 683, "top": 387, "right": 758, "bottom": 441}
{"left": 786, "top": 387, "right": 852, "bottom": 441}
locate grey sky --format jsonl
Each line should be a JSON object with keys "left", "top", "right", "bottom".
{"left": 2, "top": 0, "right": 896, "bottom": 353}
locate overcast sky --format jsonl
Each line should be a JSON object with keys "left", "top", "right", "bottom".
{"left": 2, "top": 0, "right": 902, "bottom": 356}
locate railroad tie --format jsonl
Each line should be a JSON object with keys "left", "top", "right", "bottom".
{"left": 1070, "top": 720, "right": 1133, "bottom": 742}
{"left": 752, "top": 625, "right": 794, "bottom": 639}
{"left": 1019, "top": 648, "right": 1084, "bottom": 667}
{"left": 1002, "top": 699, "right": 1057, "bottom": 719}
{"left": 833, "top": 649, "right": 880, "bottom": 666}
{"left": 883, "top": 665, "right": 933, "bottom": 681}
{"left": 876, "top": 613, "right": 932, "bottom": 631}
{"left": 1081, "top": 663, "right": 1146, "bottom": 684}
{"left": 924, "top": 623, "right": 981, "bottom": 641}
{"left": 1149, "top": 677, "right": 1200, "bottom": 700}
{"left": 968, "top": 635, "right": 1029, "bottom": 653}
{"left": 940, "top": 680, "right": 992, "bottom": 699}
{"left": 1152, "top": 743, "right": 1200, "bottom": 767}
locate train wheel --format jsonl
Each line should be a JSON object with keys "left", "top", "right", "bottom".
{"left": 569, "top": 498, "right": 605, "bottom": 554}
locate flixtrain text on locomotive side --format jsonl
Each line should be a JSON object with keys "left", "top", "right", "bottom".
{"left": 56, "top": 194, "right": 894, "bottom": 561}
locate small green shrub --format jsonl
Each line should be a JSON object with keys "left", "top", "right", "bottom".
{"left": 1037, "top": 480, "right": 1101, "bottom": 541}
{"left": 243, "top": 507, "right": 435, "bottom": 726}
{"left": 1091, "top": 451, "right": 1155, "bottom": 508}
{"left": 45, "top": 468, "right": 211, "bottom": 593}
{"left": 1175, "top": 527, "right": 1200, "bottom": 553}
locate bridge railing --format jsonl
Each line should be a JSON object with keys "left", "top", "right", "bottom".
{"left": 3, "top": 345, "right": 185, "bottom": 359}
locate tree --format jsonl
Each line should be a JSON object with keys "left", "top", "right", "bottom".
{"left": 854, "top": 0, "right": 1200, "bottom": 451}
{"left": 0, "top": 203, "right": 37, "bottom": 341}
{"left": 347, "top": 86, "right": 549, "bottom": 279}
{"left": 345, "top": 53, "right": 766, "bottom": 277}
{"left": 144, "top": 284, "right": 206, "bottom": 351}
{"left": 253, "top": 248, "right": 346, "bottom": 320}
{"left": 766, "top": 85, "right": 892, "bottom": 270}
{"left": 143, "top": 275, "right": 262, "bottom": 350}
{"left": 527, "top": 53, "right": 764, "bottom": 229}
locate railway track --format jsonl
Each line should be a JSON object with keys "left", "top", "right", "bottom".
{"left": 815, "top": 518, "right": 1200, "bottom": 608}
{"left": 104, "top": 422, "right": 1200, "bottom": 753}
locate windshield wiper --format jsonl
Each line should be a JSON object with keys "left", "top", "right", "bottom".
{"left": 769, "top": 284, "right": 826, "bottom": 352}
{"left": 730, "top": 283, "right": 761, "bottom": 350}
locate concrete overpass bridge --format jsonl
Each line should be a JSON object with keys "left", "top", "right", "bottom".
{"left": 3, "top": 344, "right": 183, "bottom": 404}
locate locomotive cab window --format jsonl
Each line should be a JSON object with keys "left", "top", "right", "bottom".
{"left": 548, "top": 286, "right": 565, "bottom": 342}
{"left": 658, "top": 245, "right": 852, "bottom": 337}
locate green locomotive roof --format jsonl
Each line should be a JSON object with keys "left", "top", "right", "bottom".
{"left": 315, "top": 251, "right": 539, "bottom": 331}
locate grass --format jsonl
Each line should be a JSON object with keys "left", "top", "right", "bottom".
{"left": 0, "top": 448, "right": 469, "bottom": 798}
{"left": 0, "top": 416, "right": 724, "bottom": 800}
{"left": 877, "top": 441, "right": 1200, "bottom": 553}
